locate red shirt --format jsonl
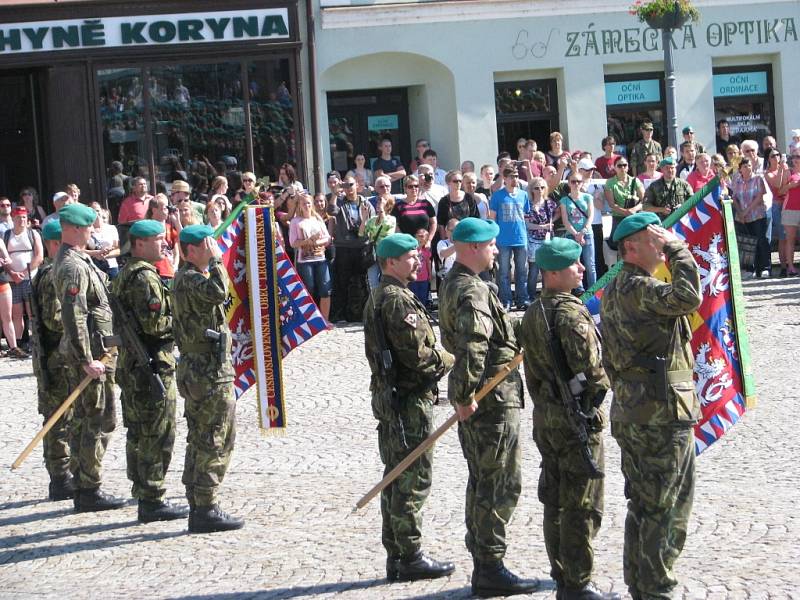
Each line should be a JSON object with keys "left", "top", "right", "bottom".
{"left": 594, "top": 155, "right": 620, "bottom": 179}
{"left": 686, "top": 169, "right": 715, "bottom": 192}
{"left": 118, "top": 193, "right": 153, "bottom": 224}
{"left": 784, "top": 173, "right": 800, "bottom": 211}
{"left": 153, "top": 221, "right": 178, "bottom": 278}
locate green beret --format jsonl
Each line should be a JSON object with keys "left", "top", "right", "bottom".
{"left": 41, "top": 219, "right": 62, "bottom": 241}
{"left": 659, "top": 156, "right": 677, "bottom": 168}
{"left": 535, "top": 238, "right": 582, "bottom": 271}
{"left": 682, "top": 125, "right": 694, "bottom": 134}
{"left": 376, "top": 233, "right": 418, "bottom": 259}
{"left": 58, "top": 203, "right": 96, "bottom": 227}
{"left": 128, "top": 219, "right": 165, "bottom": 239}
{"left": 451, "top": 218, "right": 500, "bottom": 243}
{"left": 179, "top": 224, "right": 215, "bottom": 244}
{"left": 612, "top": 212, "right": 662, "bottom": 242}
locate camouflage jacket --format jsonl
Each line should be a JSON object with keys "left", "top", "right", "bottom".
{"left": 363, "top": 275, "right": 454, "bottom": 420}
{"left": 629, "top": 139, "right": 663, "bottom": 177}
{"left": 600, "top": 241, "right": 702, "bottom": 425}
{"left": 518, "top": 290, "right": 609, "bottom": 429}
{"left": 172, "top": 257, "right": 234, "bottom": 382}
{"left": 439, "top": 262, "right": 521, "bottom": 410}
{"left": 643, "top": 177, "right": 694, "bottom": 212}
{"left": 31, "top": 259, "right": 63, "bottom": 349}
{"left": 54, "top": 243, "right": 114, "bottom": 364}
{"left": 112, "top": 257, "right": 175, "bottom": 375}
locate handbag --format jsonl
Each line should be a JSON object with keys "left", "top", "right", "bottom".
{"left": 360, "top": 225, "right": 381, "bottom": 270}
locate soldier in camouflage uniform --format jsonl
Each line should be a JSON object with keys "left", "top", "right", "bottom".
{"left": 31, "top": 220, "right": 74, "bottom": 500}
{"left": 363, "top": 233, "right": 456, "bottom": 582}
{"left": 438, "top": 217, "right": 539, "bottom": 598}
{"left": 112, "top": 220, "right": 188, "bottom": 523}
{"left": 173, "top": 224, "right": 243, "bottom": 533}
{"left": 518, "top": 238, "right": 619, "bottom": 600}
{"left": 54, "top": 203, "right": 125, "bottom": 512}
{"left": 629, "top": 123, "right": 663, "bottom": 177}
{"left": 600, "top": 212, "right": 702, "bottom": 600}
{"left": 643, "top": 157, "right": 694, "bottom": 217}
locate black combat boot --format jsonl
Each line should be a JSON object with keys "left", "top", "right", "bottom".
{"left": 394, "top": 551, "right": 455, "bottom": 582}
{"left": 138, "top": 499, "right": 190, "bottom": 523}
{"left": 74, "top": 488, "right": 126, "bottom": 512}
{"left": 562, "top": 582, "right": 622, "bottom": 600}
{"left": 386, "top": 556, "right": 400, "bottom": 581}
{"left": 471, "top": 560, "right": 540, "bottom": 598}
{"left": 188, "top": 504, "right": 244, "bottom": 533}
{"left": 48, "top": 476, "right": 76, "bottom": 501}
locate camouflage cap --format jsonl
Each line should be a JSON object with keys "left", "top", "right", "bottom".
{"left": 612, "top": 211, "right": 662, "bottom": 242}
{"left": 659, "top": 156, "right": 677, "bottom": 168}
{"left": 129, "top": 219, "right": 165, "bottom": 238}
{"left": 58, "top": 203, "right": 96, "bottom": 227}
{"left": 682, "top": 125, "right": 694, "bottom": 134}
{"left": 179, "top": 223, "right": 215, "bottom": 244}
{"left": 535, "top": 237, "right": 582, "bottom": 271}
{"left": 41, "top": 219, "right": 62, "bottom": 241}
{"left": 451, "top": 217, "right": 500, "bottom": 243}
{"left": 376, "top": 233, "right": 418, "bottom": 259}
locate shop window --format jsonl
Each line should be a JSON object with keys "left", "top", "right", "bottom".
{"left": 494, "top": 79, "right": 559, "bottom": 157}
{"left": 604, "top": 74, "right": 666, "bottom": 157}
{"left": 713, "top": 66, "right": 775, "bottom": 150}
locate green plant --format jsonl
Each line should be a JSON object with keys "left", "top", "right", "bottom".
{"left": 629, "top": 0, "right": 701, "bottom": 24}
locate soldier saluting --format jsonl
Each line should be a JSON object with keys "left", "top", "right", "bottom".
{"left": 600, "top": 212, "right": 702, "bottom": 600}
{"left": 438, "top": 218, "right": 539, "bottom": 598}
{"left": 30, "top": 219, "right": 74, "bottom": 501}
{"left": 517, "top": 237, "right": 619, "bottom": 600}
{"left": 172, "top": 224, "right": 243, "bottom": 533}
{"left": 112, "top": 220, "right": 188, "bottom": 523}
{"left": 54, "top": 203, "right": 125, "bottom": 512}
{"left": 363, "top": 233, "right": 455, "bottom": 583}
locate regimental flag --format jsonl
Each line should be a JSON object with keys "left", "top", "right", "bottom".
{"left": 214, "top": 202, "right": 330, "bottom": 433}
{"left": 583, "top": 178, "right": 756, "bottom": 454}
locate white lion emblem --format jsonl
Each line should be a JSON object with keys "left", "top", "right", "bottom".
{"left": 230, "top": 317, "right": 253, "bottom": 366}
{"left": 694, "top": 342, "right": 733, "bottom": 406}
{"left": 692, "top": 233, "right": 729, "bottom": 296}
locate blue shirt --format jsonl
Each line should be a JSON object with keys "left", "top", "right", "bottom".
{"left": 489, "top": 187, "right": 530, "bottom": 247}
{"left": 559, "top": 193, "right": 592, "bottom": 232}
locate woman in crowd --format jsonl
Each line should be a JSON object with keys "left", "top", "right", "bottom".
{"left": 687, "top": 153, "right": 716, "bottom": 192}
{"left": 605, "top": 155, "right": 644, "bottom": 245}
{"left": 206, "top": 199, "right": 224, "bottom": 230}
{"left": 437, "top": 170, "right": 478, "bottom": 238}
{"left": 279, "top": 162, "right": 303, "bottom": 190}
{"left": 636, "top": 153, "right": 663, "bottom": 188}
{"left": 732, "top": 157, "right": 770, "bottom": 278}
{"left": 560, "top": 172, "right": 596, "bottom": 290}
{"left": 239, "top": 171, "right": 259, "bottom": 204}
{"left": 763, "top": 149, "right": 792, "bottom": 274}
{"left": 346, "top": 153, "right": 374, "bottom": 189}
{"left": 726, "top": 144, "right": 741, "bottom": 166}
{"left": 289, "top": 193, "right": 332, "bottom": 320}
{"left": 391, "top": 174, "right": 436, "bottom": 241}
{"left": 210, "top": 176, "right": 232, "bottom": 216}
{"left": 146, "top": 193, "right": 181, "bottom": 280}
{"left": 86, "top": 202, "right": 120, "bottom": 279}
{"left": 778, "top": 153, "right": 800, "bottom": 276}
{"left": 18, "top": 187, "right": 46, "bottom": 227}
{"left": 594, "top": 136, "right": 620, "bottom": 179}
{"left": 462, "top": 171, "right": 489, "bottom": 219}
{"left": 0, "top": 236, "right": 24, "bottom": 358}
{"left": 524, "top": 176, "right": 558, "bottom": 298}
{"left": 546, "top": 131, "right": 569, "bottom": 167}
{"left": 177, "top": 196, "right": 199, "bottom": 227}
{"left": 359, "top": 194, "right": 396, "bottom": 290}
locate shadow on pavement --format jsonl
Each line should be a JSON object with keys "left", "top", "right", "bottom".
{"left": 172, "top": 578, "right": 392, "bottom": 599}
{"left": 0, "top": 506, "right": 75, "bottom": 528}
{"left": 0, "top": 498, "right": 46, "bottom": 511}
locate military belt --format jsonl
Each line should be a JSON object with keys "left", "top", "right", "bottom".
{"left": 180, "top": 341, "right": 215, "bottom": 353}
{"left": 102, "top": 335, "right": 123, "bottom": 348}
{"left": 617, "top": 369, "right": 694, "bottom": 384}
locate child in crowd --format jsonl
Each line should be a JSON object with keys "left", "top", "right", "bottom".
{"left": 436, "top": 218, "right": 458, "bottom": 287}
{"left": 789, "top": 129, "right": 800, "bottom": 156}
{"left": 409, "top": 228, "right": 432, "bottom": 307}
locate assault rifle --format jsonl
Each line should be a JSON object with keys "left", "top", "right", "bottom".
{"left": 108, "top": 293, "right": 166, "bottom": 399}
{"left": 538, "top": 300, "right": 604, "bottom": 479}
{"left": 28, "top": 266, "right": 49, "bottom": 392}
{"left": 371, "top": 299, "right": 408, "bottom": 449}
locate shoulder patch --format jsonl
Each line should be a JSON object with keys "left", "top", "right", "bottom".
{"left": 403, "top": 313, "right": 418, "bottom": 328}
{"left": 147, "top": 297, "right": 162, "bottom": 312}
{"left": 66, "top": 284, "right": 80, "bottom": 296}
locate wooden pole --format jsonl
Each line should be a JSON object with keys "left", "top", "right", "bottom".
{"left": 11, "top": 354, "right": 114, "bottom": 471}
{"left": 354, "top": 353, "right": 523, "bottom": 511}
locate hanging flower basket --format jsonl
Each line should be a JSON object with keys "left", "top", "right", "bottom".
{"left": 629, "top": 0, "right": 700, "bottom": 29}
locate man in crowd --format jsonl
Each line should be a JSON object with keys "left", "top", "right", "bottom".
{"left": 438, "top": 217, "right": 539, "bottom": 598}
{"left": 518, "top": 238, "right": 619, "bottom": 600}
{"left": 676, "top": 142, "right": 697, "bottom": 180}
{"left": 171, "top": 179, "right": 204, "bottom": 223}
{"left": 0, "top": 196, "right": 12, "bottom": 235}
{"left": 681, "top": 126, "right": 705, "bottom": 154}
{"left": 363, "top": 233, "right": 455, "bottom": 583}
{"left": 55, "top": 203, "right": 125, "bottom": 512}
{"left": 41, "top": 191, "right": 73, "bottom": 228}
{"left": 119, "top": 177, "right": 155, "bottom": 224}
{"left": 173, "top": 224, "right": 243, "bottom": 533}
{"left": 420, "top": 149, "right": 448, "bottom": 186}
{"left": 762, "top": 135, "right": 777, "bottom": 156}
{"left": 715, "top": 119, "right": 736, "bottom": 154}
{"left": 112, "top": 220, "right": 188, "bottom": 523}
{"left": 629, "top": 122, "right": 663, "bottom": 177}
{"left": 30, "top": 220, "right": 74, "bottom": 500}
{"left": 600, "top": 212, "right": 702, "bottom": 600}
{"left": 417, "top": 163, "right": 447, "bottom": 208}
{"left": 373, "top": 137, "right": 407, "bottom": 195}
{"left": 643, "top": 157, "right": 693, "bottom": 216}
{"left": 489, "top": 168, "right": 529, "bottom": 311}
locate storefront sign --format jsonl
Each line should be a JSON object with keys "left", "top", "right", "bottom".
{"left": 367, "top": 114, "right": 398, "bottom": 131}
{"left": 605, "top": 79, "right": 660, "bottom": 106}
{"left": 713, "top": 71, "right": 768, "bottom": 97}
{"left": 0, "top": 8, "right": 290, "bottom": 55}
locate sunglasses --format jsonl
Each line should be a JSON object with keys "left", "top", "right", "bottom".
{"left": 175, "top": 198, "right": 190, "bottom": 202}
{"left": 242, "top": 178, "right": 255, "bottom": 183}
{"left": 450, "top": 179, "right": 463, "bottom": 184}
{"left": 405, "top": 184, "right": 420, "bottom": 189}
{"left": 531, "top": 186, "right": 545, "bottom": 190}
{"left": 341, "top": 182, "right": 355, "bottom": 188}
{"left": 616, "top": 164, "right": 629, "bottom": 168}
{"left": 376, "top": 184, "right": 389, "bottom": 188}
{"left": 569, "top": 180, "right": 582, "bottom": 184}
{"left": 0, "top": 203, "right": 11, "bottom": 207}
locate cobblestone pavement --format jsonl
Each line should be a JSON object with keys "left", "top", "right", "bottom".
{"left": 0, "top": 276, "right": 798, "bottom": 600}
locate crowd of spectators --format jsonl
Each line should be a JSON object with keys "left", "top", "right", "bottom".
{"left": 2, "top": 124, "right": 800, "bottom": 357}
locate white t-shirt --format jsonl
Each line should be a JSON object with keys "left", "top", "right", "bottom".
{"left": 93, "top": 223, "right": 120, "bottom": 269}
{"left": 289, "top": 216, "right": 330, "bottom": 263}
{"left": 436, "top": 239, "right": 456, "bottom": 277}
{"left": 5, "top": 228, "right": 39, "bottom": 279}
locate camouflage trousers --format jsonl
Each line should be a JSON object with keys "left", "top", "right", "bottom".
{"left": 457, "top": 406, "right": 522, "bottom": 562}
{"left": 36, "top": 358, "right": 72, "bottom": 484}
{"left": 67, "top": 361, "right": 117, "bottom": 490}
{"left": 612, "top": 422, "right": 695, "bottom": 600}
{"left": 118, "top": 366, "right": 177, "bottom": 502}
{"left": 534, "top": 426, "right": 604, "bottom": 589}
{"left": 178, "top": 364, "right": 236, "bottom": 507}
{"left": 377, "top": 397, "right": 434, "bottom": 558}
